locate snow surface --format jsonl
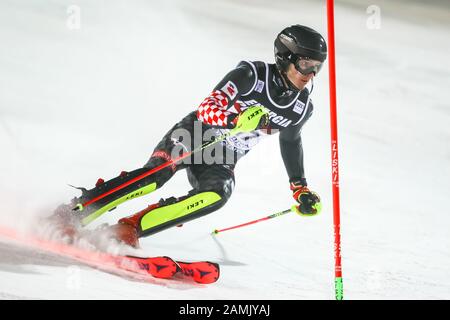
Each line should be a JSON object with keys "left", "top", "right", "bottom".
{"left": 0, "top": 0, "right": 449, "bottom": 299}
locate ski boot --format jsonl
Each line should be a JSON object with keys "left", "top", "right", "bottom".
{"left": 41, "top": 175, "right": 120, "bottom": 242}
{"left": 39, "top": 198, "right": 83, "bottom": 243}
{"left": 103, "top": 202, "right": 162, "bottom": 248}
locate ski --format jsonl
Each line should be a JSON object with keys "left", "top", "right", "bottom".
{"left": 0, "top": 225, "right": 220, "bottom": 284}
{"left": 118, "top": 255, "right": 220, "bottom": 284}
{"left": 176, "top": 260, "right": 220, "bottom": 284}
{"left": 116, "top": 255, "right": 179, "bottom": 279}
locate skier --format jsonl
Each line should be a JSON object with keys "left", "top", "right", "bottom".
{"left": 51, "top": 25, "right": 326, "bottom": 248}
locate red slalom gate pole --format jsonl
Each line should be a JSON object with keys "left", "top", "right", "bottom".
{"left": 327, "top": 0, "right": 344, "bottom": 300}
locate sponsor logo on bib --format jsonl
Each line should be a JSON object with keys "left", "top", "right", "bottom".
{"left": 255, "top": 80, "right": 264, "bottom": 93}
{"left": 293, "top": 100, "right": 305, "bottom": 115}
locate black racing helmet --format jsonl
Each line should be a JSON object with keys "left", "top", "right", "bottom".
{"left": 274, "top": 25, "right": 327, "bottom": 73}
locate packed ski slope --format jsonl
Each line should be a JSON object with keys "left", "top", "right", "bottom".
{"left": 0, "top": 0, "right": 449, "bottom": 299}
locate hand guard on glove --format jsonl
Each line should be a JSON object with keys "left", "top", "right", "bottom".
{"left": 232, "top": 106, "right": 269, "bottom": 133}
{"left": 290, "top": 179, "right": 322, "bottom": 216}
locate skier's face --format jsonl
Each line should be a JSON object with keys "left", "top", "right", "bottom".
{"left": 286, "top": 63, "right": 315, "bottom": 90}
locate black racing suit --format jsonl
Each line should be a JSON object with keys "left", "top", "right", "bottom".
{"left": 71, "top": 61, "right": 314, "bottom": 237}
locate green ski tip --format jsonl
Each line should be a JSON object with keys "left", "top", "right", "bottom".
{"left": 335, "top": 277, "right": 344, "bottom": 300}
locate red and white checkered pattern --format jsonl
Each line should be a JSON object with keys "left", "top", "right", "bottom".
{"left": 197, "top": 90, "right": 235, "bottom": 127}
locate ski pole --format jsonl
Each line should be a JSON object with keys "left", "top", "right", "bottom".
{"left": 73, "top": 106, "right": 268, "bottom": 212}
{"left": 73, "top": 128, "right": 238, "bottom": 211}
{"left": 212, "top": 207, "right": 294, "bottom": 235}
